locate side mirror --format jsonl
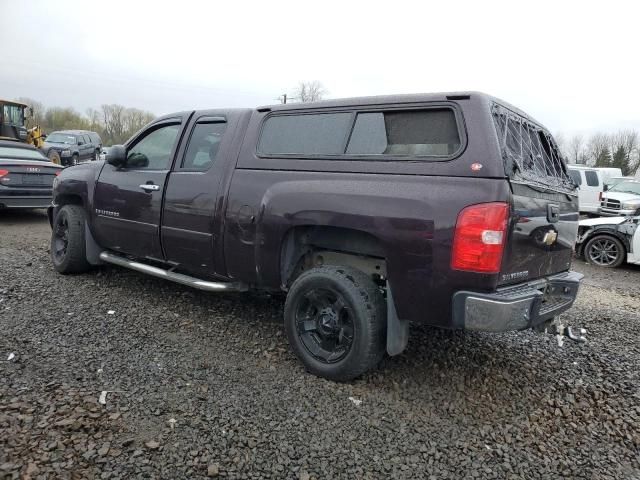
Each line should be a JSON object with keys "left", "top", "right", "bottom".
{"left": 77, "top": 141, "right": 84, "bottom": 146}
{"left": 603, "top": 185, "right": 609, "bottom": 191}
{"left": 106, "top": 145, "right": 126, "bottom": 167}
{"left": 126, "top": 152, "right": 149, "bottom": 168}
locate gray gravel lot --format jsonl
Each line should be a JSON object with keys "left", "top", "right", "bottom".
{"left": 1, "top": 209, "right": 639, "bottom": 479}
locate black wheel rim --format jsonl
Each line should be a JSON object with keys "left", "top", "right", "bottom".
{"left": 295, "top": 288, "right": 354, "bottom": 364}
{"left": 588, "top": 238, "right": 619, "bottom": 266}
{"left": 53, "top": 215, "right": 69, "bottom": 261}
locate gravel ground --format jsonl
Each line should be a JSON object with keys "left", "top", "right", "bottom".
{"left": 1, "top": 209, "right": 639, "bottom": 479}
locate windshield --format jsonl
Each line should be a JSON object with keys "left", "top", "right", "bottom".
{"left": 47, "top": 133, "right": 76, "bottom": 144}
{"left": 2, "top": 105, "right": 25, "bottom": 126}
{"left": 610, "top": 181, "right": 640, "bottom": 195}
{"left": 0, "top": 146, "right": 47, "bottom": 161}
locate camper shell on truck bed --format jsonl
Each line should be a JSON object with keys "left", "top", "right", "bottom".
{"left": 49, "top": 91, "right": 583, "bottom": 381}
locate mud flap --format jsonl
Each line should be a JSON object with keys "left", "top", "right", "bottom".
{"left": 85, "top": 223, "right": 104, "bottom": 266}
{"left": 386, "top": 283, "right": 409, "bottom": 356}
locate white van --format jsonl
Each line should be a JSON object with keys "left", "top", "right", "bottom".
{"left": 567, "top": 166, "right": 623, "bottom": 214}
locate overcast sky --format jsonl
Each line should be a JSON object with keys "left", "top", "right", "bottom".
{"left": 2, "top": 0, "right": 639, "bottom": 137}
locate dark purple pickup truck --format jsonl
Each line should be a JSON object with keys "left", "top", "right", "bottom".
{"left": 49, "top": 92, "right": 583, "bottom": 381}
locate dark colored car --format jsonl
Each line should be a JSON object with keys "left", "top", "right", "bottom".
{"left": 0, "top": 140, "right": 63, "bottom": 209}
{"left": 43, "top": 130, "right": 102, "bottom": 166}
{"left": 48, "top": 92, "right": 582, "bottom": 381}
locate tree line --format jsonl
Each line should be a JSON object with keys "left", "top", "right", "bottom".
{"left": 557, "top": 130, "right": 639, "bottom": 176}
{"left": 18, "top": 97, "right": 156, "bottom": 146}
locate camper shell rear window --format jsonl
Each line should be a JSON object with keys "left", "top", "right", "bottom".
{"left": 492, "top": 103, "right": 575, "bottom": 192}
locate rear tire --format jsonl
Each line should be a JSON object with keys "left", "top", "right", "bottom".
{"left": 584, "top": 234, "right": 625, "bottom": 268}
{"left": 51, "top": 205, "right": 91, "bottom": 274}
{"left": 284, "top": 266, "right": 386, "bottom": 382}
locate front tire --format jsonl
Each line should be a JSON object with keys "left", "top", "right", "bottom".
{"left": 71, "top": 154, "right": 79, "bottom": 166}
{"left": 584, "top": 234, "right": 625, "bottom": 268}
{"left": 284, "top": 266, "right": 386, "bottom": 381}
{"left": 47, "top": 150, "right": 61, "bottom": 165}
{"left": 51, "top": 205, "right": 91, "bottom": 274}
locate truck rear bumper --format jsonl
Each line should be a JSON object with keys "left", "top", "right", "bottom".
{"left": 452, "top": 271, "right": 583, "bottom": 332}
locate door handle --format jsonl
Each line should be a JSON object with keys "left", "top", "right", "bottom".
{"left": 139, "top": 184, "right": 160, "bottom": 192}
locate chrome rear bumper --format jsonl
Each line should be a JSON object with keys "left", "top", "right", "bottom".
{"left": 452, "top": 271, "right": 583, "bottom": 332}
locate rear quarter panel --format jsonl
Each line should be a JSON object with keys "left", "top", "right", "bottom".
{"left": 225, "top": 171, "right": 510, "bottom": 325}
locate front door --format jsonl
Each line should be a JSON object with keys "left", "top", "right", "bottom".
{"left": 92, "top": 121, "right": 183, "bottom": 259}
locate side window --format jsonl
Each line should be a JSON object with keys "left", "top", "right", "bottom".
{"left": 568, "top": 170, "right": 582, "bottom": 186}
{"left": 346, "top": 109, "right": 460, "bottom": 156}
{"left": 584, "top": 170, "right": 599, "bottom": 187}
{"left": 258, "top": 113, "right": 352, "bottom": 155}
{"left": 181, "top": 122, "right": 227, "bottom": 170}
{"left": 127, "top": 124, "right": 180, "bottom": 170}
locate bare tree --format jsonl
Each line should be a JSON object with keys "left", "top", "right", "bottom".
{"left": 101, "top": 104, "right": 126, "bottom": 144}
{"left": 586, "top": 132, "right": 611, "bottom": 167}
{"left": 567, "top": 134, "right": 585, "bottom": 164}
{"left": 610, "top": 130, "right": 639, "bottom": 175}
{"left": 293, "top": 81, "right": 327, "bottom": 103}
{"left": 123, "top": 108, "right": 154, "bottom": 136}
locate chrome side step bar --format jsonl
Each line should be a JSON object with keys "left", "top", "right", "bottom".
{"left": 98, "top": 251, "right": 248, "bottom": 292}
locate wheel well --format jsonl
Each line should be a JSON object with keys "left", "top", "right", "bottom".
{"left": 56, "top": 194, "right": 83, "bottom": 207}
{"left": 581, "top": 231, "right": 628, "bottom": 256}
{"left": 280, "top": 226, "right": 387, "bottom": 288}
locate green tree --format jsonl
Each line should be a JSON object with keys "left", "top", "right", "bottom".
{"left": 594, "top": 146, "right": 611, "bottom": 167}
{"left": 611, "top": 145, "right": 628, "bottom": 173}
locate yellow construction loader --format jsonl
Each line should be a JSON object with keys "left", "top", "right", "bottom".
{"left": 0, "top": 99, "right": 60, "bottom": 164}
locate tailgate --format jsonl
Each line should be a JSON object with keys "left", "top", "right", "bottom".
{"left": 492, "top": 103, "right": 579, "bottom": 285}
{"left": 501, "top": 184, "right": 579, "bottom": 285}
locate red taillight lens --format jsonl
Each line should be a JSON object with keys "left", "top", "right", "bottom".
{"left": 55, "top": 170, "right": 61, "bottom": 176}
{"left": 598, "top": 191, "right": 603, "bottom": 201}
{"left": 0, "top": 169, "right": 8, "bottom": 178}
{"left": 451, "top": 202, "right": 509, "bottom": 273}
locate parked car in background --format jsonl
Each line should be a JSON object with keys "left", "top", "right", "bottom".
{"left": 48, "top": 92, "right": 583, "bottom": 381}
{"left": 43, "top": 130, "right": 103, "bottom": 166}
{"left": 576, "top": 215, "right": 640, "bottom": 267}
{"left": 599, "top": 179, "right": 640, "bottom": 216}
{"left": 0, "top": 140, "right": 63, "bottom": 209}
{"left": 604, "top": 176, "right": 635, "bottom": 191}
{"left": 567, "top": 165, "right": 622, "bottom": 214}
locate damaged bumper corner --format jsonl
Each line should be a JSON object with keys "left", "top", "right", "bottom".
{"left": 452, "top": 271, "right": 583, "bottom": 332}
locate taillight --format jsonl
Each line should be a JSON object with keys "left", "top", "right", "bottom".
{"left": 598, "top": 192, "right": 603, "bottom": 201}
{"left": 451, "top": 202, "right": 509, "bottom": 274}
{"left": 0, "top": 169, "right": 8, "bottom": 178}
{"left": 55, "top": 170, "right": 61, "bottom": 176}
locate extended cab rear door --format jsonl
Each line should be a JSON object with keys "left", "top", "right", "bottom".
{"left": 161, "top": 112, "right": 238, "bottom": 277}
{"left": 92, "top": 116, "right": 189, "bottom": 259}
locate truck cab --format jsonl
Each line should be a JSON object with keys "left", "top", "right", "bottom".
{"left": 49, "top": 92, "right": 583, "bottom": 381}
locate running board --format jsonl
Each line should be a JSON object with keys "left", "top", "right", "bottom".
{"left": 98, "top": 251, "right": 248, "bottom": 292}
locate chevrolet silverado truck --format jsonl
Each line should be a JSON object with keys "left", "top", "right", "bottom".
{"left": 48, "top": 92, "right": 583, "bottom": 381}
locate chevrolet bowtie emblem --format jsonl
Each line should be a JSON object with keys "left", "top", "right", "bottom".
{"left": 542, "top": 230, "right": 558, "bottom": 246}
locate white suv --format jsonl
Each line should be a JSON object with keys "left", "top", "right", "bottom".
{"left": 600, "top": 179, "right": 640, "bottom": 216}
